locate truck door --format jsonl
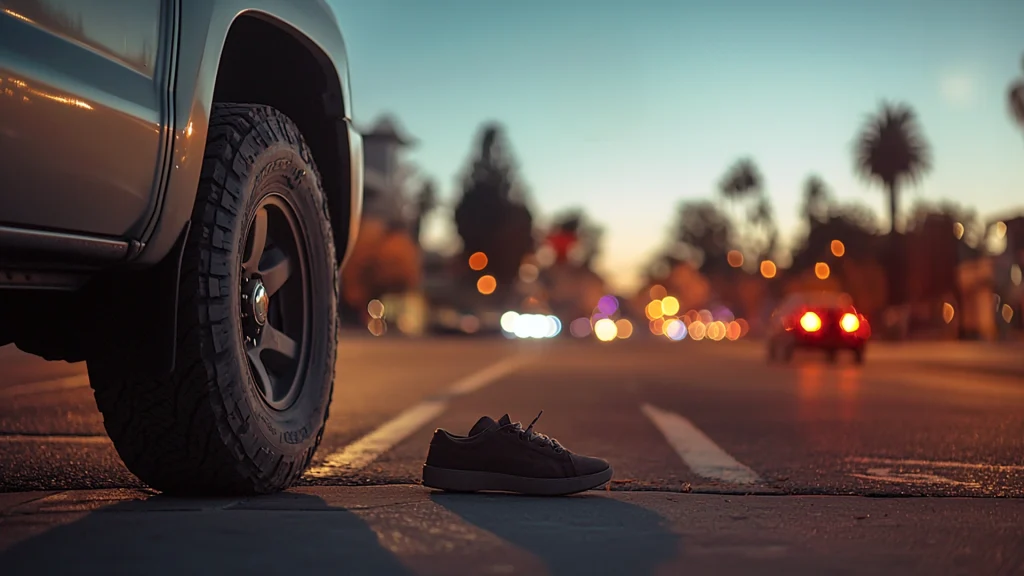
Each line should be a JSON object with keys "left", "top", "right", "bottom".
{"left": 0, "top": 0, "right": 175, "bottom": 238}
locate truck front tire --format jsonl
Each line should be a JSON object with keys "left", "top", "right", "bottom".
{"left": 87, "top": 104, "right": 338, "bottom": 495}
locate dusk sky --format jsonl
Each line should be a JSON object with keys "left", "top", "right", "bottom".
{"left": 331, "top": 0, "right": 1024, "bottom": 292}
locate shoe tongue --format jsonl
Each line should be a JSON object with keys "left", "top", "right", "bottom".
{"left": 468, "top": 416, "right": 498, "bottom": 436}
{"left": 497, "top": 414, "right": 512, "bottom": 427}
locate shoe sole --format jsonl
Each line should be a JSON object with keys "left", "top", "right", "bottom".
{"left": 422, "top": 465, "right": 614, "bottom": 496}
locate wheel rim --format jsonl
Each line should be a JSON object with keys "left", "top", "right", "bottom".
{"left": 239, "top": 192, "right": 310, "bottom": 411}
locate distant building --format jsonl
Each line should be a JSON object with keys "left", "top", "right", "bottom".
{"left": 360, "top": 115, "right": 417, "bottom": 225}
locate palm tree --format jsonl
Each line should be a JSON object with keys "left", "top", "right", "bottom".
{"left": 853, "top": 102, "right": 932, "bottom": 234}
{"left": 1009, "top": 55, "right": 1024, "bottom": 131}
{"left": 802, "top": 175, "right": 831, "bottom": 226}
{"left": 719, "top": 158, "right": 763, "bottom": 204}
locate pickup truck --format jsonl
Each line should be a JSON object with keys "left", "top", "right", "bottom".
{"left": 0, "top": 0, "right": 363, "bottom": 495}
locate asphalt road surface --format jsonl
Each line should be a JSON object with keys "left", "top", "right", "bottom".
{"left": 1, "top": 337, "right": 1023, "bottom": 575}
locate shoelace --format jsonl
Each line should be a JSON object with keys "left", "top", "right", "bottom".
{"left": 505, "top": 411, "right": 564, "bottom": 453}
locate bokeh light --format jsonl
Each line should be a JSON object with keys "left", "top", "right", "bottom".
{"left": 661, "top": 296, "right": 680, "bottom": 316}
{"left": 615, "top": 318, "right": 633, "bottom": 339}
{"left": 594, "top": 318, "right": 618, "bottom": 342}
{"left": 689, "top": 320, "right": 707, "bottom": 341}
{"left": 646, "top": 300, "right": 664, "bottom": 320}
{"left": 500, "top": 311, "right": 519, "bottom": 333}
{"left": 942, "top": 302, "right": 955, "bottom": 324}
{"left": 367, "top": 299, "right": 385, "bottom": 319}
{"left": 367, "top": 318, "right": 386, "bottom": 336}
{"left": 597, "top": 295, "right": 619, "bottom": 316}
{"left": 726, "top": 321, "right": 742, "bottom": 341}
{"left": 650, "top": 317, "right": 665, "bottom": 335}
{"left": 727, "top": 250, "right": 744, "bottom": 268}
{"left": 830, "top": 240, "right": 845, "bottom": 257}
{"left": 665, "top": 319, "right": 687, "bottom": 341}
{"left": 760, "top": 260, "right": 777, "bottom": 279}
{"left": 736, "top": 318, "right": 750, "bottom": 337}
{"left": 570, "top": 317, "right": 592, "bottom": 338}
{"left": 649, "top": 284, "right": 667, "bottom": 300}
{"left": 814, "top": 262, "right": 830, "bottom": 280}
{"left": 468, "top": 251, "right": 488, "bottom": 271}
{"left": 477, "top": 275, "right": 497, "bottom": 295}
{"left": 1002, "top": 304, "right": 1014, "bottom": 323}
{"left": 519, "top": 263, "right": 539, "bottom": 282}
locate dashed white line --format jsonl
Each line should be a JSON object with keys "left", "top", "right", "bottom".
{"left": 305, "top": 355, "right": 529, "bottom": 478}
{"left": 640, "top": 403, "right": 760, "bottom": 485}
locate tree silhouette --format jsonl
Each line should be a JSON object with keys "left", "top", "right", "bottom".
{"left": 802, "top": 175, "right": 831, "bottom": 226}
{"left": 454, "top": 123, "right": 534, "bottom": 291}
{"left": 411, "top": 179, "right": 437, "bottom": 245}
{"left": 672, "top": 200, "right": 734, "bottom": 275}
{"left": 853, "top": 102, "right": 932, "bottom": 234}
{"left": 719, "top": 157, "right": 763, "bottom": 212}
{"left": 1009, "top": 55, "right": 1024, "bottom": 131}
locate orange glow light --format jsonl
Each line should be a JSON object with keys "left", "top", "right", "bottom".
{"left": 469, "top": 252, "right": 488, "bottom": 271}
{"left": 760, "top": 260, "right": 777, "bottom": 279}
{"left": 727, "top": 250, "right": 744, "bottom": 268}
{"left": 830, "top": 240, "right": 845, "bottom": 257}
{"left": 814, "top": 262, "right": 830, "bottom": 280}
{"left": 477, "top": 275, "right": 497, "bottom": 295}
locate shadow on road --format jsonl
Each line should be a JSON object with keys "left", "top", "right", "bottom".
{"left": 430, "top": 490, "right": 680, "bottom": 575}
{"left": 1, "top": 493, "right": 412, "bottom": 576}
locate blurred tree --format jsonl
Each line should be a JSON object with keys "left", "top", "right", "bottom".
{"left": 1009, "top": 55, "right": 1024, "bottom": 131}
{"left": 802, "top": 175, "right": 831, "bottom": 227}
{"left": 671, "top": 200, "right": 735, "bottom": 275}
{"left": 747, "top": 196, "right": 779, "bottom": 263}
{"left": 854, "top": 101, "right": 931, "bottom": 308}
{"left": 410, "top": 178, "right": 437, "bottom": 245}
{"left": 454, "top": 123, "right": 534, "bottom": 292}
{"left": 719, "top": 158, "right": 763, "bottom": 204}
{"left": 853, "top": 102, "right": 932, "bottom": 234}
{"left": 719, "top": 158, "right": 778, "bottom": 262}
{"left": 340, "top": 218, "right": 421, "bottom": 318}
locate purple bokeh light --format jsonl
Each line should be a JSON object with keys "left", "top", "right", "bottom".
{"left": 597, "top": 295, "right": 619, "bottom": 316}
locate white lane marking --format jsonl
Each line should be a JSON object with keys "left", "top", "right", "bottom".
{"left": 640, "top": 403, "right": 760, "bottom": 485}
{"left": 0, "top": 375, "right": 90, "bottom": 399}
{"left": 846, "top": 457, "right": 1024, "bottom": 472}
{"left": 850, "top": 467, "right": 981, "bottom": 488}
{"left": 306, "top": 355, "right": 529, "bottom": 477}
{"left": 0, "top": 434, "right": 110, "bottom": 444}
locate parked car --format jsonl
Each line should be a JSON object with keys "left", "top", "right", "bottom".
{"left": 0, "top": 0, "right": 362, "bottom": 495}
{"left": 766, "top": 292, "right": 871, "bottom": 364}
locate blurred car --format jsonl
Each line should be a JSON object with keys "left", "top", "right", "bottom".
{"left": 766, "top": 292, "right": 871, "bottom": 364}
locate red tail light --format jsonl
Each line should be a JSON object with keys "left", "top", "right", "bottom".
{"left": 840, "top": 313, "right": 860, "bottom": 333}
{"left": 799, "top": 311, "right": 822, "bottom": 332}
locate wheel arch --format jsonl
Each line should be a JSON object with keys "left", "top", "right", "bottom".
{"left": 136, "top": 3, "right": 361, "bottom": 270}
{"left": 210, "top": 12, "right": 357, "bottom": 267}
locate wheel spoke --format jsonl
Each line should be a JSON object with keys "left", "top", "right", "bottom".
{"left": 260, "top": 250, "right": 292, "bottom": 296}
{"left": 246, "top": 347, "right": 275, "bottom": 400}
{"left": 260, "top": 323, "right": 298, "bottom": 360}
{"left": 242, "top": 207, "right": 268, "bottom": 274}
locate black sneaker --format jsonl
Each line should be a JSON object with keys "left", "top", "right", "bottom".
{"left": 422, "top": 411, "right": 613, "bottom": 496}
